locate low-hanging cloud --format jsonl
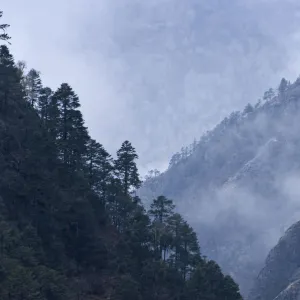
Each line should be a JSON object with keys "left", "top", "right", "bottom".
{"left": 179, "top": 171, "right": 300, "bottom": 296}
{"left": 3, "top": 0, "right": 300, "bottom": 176}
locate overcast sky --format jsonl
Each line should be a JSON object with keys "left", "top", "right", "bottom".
{"left": 2, "top": 0, "right": 300, "bottom": 175}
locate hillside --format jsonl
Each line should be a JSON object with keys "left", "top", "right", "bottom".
{"left": 139, "top": 77, "right": 300, "bottom": 296}
{"left": 248, "top": 220, "right": 300, "bottom": 300}
{"left": 0, "top": 10, "right": 242, "bottom": 300}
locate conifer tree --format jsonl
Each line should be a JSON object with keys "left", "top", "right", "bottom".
{"left": 187, "top": 260, "right": 242, "bottom": 300}
{"left": 243, "top": 103, "right": 254, "bottom": 114}
{"left": 149, "top": 196, "right": 175, "bottom": 259}
{"left": 16, "top": 60, "right": 27, "bottom": 89}
{"left": 37, "top": 87, "right": 53, "bottom": 124}
{"left": 278, "top": 78, "right": 288, "bottom": 98}
{"left": 169, "top": 152, "right": 181, "bottom": 168}
{"left": 0, "top": 45, "right": 22, "bottom": 112}
{"left": 168, "top": 213, "right": 184, "bottom": 268}
{"left": 178, "top": 222, "right": 200, "bottom": 280}
{"left": 52, "top": 83, "right": 89, "bottom": 169}
{"left": 25, "top": 68, "right": 42, "bottom": 107}
{"left": 149, "top": 195, "right": 175, "bottom": 223}
{"left": 0, "top": 11, "right": 10, "bottom": 43}
{"left": 115, "top": 140, "right": 141, "bottom": 195}
{"left": 263, "top": 88, "right": 275, "bottom": 101}
{"left": 86, "top": 139, "right": 113, "bottom": 204}
{"left": 46, "top": 89, "right": 60, "bottom": 143}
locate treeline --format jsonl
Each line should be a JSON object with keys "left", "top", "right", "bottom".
{"left": 0, "top": 10, "right": 242, "bottom": 299}
{"left": 167, "top": 76, "right": 291, "bottom": 170}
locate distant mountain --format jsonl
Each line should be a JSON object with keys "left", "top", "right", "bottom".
{"left": 139, "top": 77, "right": 300, "bottom": 296}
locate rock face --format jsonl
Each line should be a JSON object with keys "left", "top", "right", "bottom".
{"left": 273, "top": 280, "right": 300, "bottom": 300}
{"left": 248, "top": 221, "right": 300, "bottom": 300}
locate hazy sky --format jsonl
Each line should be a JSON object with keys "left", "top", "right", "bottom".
{"left": 2, "top": 0, "right": 300, "bottom": 175}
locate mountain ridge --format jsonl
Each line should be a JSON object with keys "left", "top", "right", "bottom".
{"left": 139, "top": 77, "right": 300, "bottom": 296}
{"left": 248, "top": 220, "right": 300, "bottom": 300}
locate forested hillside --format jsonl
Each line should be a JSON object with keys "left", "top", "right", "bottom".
{"left": 0, "top": 10, "right": 242, "bottom": 299}
{"left": 139, "top": 69, "right": 300, "bottom": 296}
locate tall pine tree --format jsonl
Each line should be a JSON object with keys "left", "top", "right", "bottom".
{"left": 37, "top": 87, "right": 53, "bottom": 124}
{"left": 52, "top": 83, "right": 89, "bottom": 170}
{"left": 86, "top": 138, "right": 114, "bottom": 204}
{"left": 115, "top": 140, "right": 141, "bottom": 195}
{"left": 149, "top": 196, "right": 175, "bottom": 260}
{"left": 25, "top": 68, "right": 42, "bottom": 107}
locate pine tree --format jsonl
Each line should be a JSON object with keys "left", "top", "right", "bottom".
{"left": 169, "top": 152, "right": 181, "bottom": 168}
{"left": 178, "top": 222, "right": 200, "bottom": 280}
{"left": 37, "top": 87, "right": 53, "bottom": 124}
{"left": 52, "top": 83, "right": 89, "bottom": 170}
{"left": 0, "top": 11, "right": 10, "bottom": 43}
{"left": 243, "top": 103, "right": 254, "bottom": 115}
{"left": 16, "top": 60, "right": 27, "bottom": 88}
{"left": 86, "top": 139, "right": 113, "bottom": 204}
{"left": 187, "top": 260, "right": 242, "bottom": 300}
{"left": 25, "top": 68, "right": 42, "bottom": 107}
{"left": 69, "top": 109, "right": 90, "bottom": 170}
{"left": 149, "top": 196, "right": 175, "bottom": 223}
{"left": 123, "top": 197, "right": 152, "bottom": 268}
{"left": 15, "top": 61, "right": 28, "bottom": 101}
{"left": 46, "top": 90, "right": 60, "bottom": 143}
{"left": 149, "top": 196, "right": 175, "bottom": 259}
{"left": 263, "top": 88, "right": 275, "bottom": 101}
{"left": 0, "top": 45, "right": 22, "bottom": 112}
{"left": 168, "top": 213, "right": 184, "bottom": 268}
{"left": 115, "top": 140, "right": 141, "bottom": 195}
{"left": 167, "top": 213, "right": 200, "bottom": 280}
{"left": 278, "top": 78, "right": 288, "bottom": 98}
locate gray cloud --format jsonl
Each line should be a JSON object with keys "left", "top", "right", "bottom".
{"left": 2, "top": 0, "right": 300, "bottom": 175}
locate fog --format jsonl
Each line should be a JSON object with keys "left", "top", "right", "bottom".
{"left": 3, "top": 0, "right": 300, "bottom": 175}
{"left": 138, "top": 86, "right": 300, "bottom": 295}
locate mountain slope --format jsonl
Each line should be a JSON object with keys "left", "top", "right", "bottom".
{"left": 139, "top": 78, "right": 300, "bottom": 296}
{"left": 248, "top": 221, "right": 300, "bottom": 300}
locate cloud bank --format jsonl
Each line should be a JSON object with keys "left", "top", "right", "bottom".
{"left": 2, "top": 0, "right": 300, "bottom": 174}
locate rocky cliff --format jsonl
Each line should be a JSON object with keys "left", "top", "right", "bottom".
{"left": 249, "top": 221, "right": 300, "bottom": 300}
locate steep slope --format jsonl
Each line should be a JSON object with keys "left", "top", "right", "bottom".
{"left": 248, "top": 221, "right": 300, "bottom": 300}
{"left": 139, "top": 78, "right": 300, "bottom": 296}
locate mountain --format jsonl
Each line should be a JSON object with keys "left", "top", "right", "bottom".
{"left": 0, "top": 10, "right": 243, "bottom": 300}
{"left": 139, "top": 78, "right": 300, "bottom": 296}
{"left": 248, "top": 221, "right": 300, "bottom": 300}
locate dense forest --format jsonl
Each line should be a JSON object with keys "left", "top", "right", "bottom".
{"left": 0, "top": 10, "right": 242, "bottom": 299}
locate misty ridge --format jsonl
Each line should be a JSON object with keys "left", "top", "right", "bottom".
{"left": 139, "top": 77, "right": 300, "bottom": 296}
{"left": 109, "top": 0, "right": 300, "bottom": 173}
{"left": 5, "top": 0, "right": 300, "bottom": 173}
